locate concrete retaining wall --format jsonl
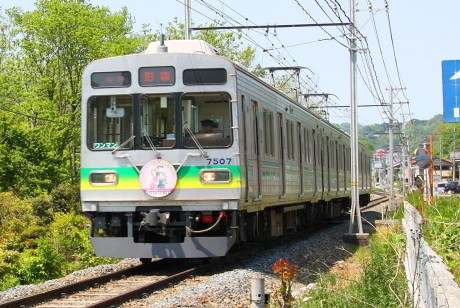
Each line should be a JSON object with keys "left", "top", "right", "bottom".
{"left": 403, "top": 201, "right": 460, "bottom": 307}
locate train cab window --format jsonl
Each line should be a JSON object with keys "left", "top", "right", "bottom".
{"left": 139, "top": 94, "right": 176, "bottom": 148}
{"left": 182, "top": 92, "right": 232, "bottom": 148}
{"left": 87, "top": 95, "right": 133, "bottom": 150}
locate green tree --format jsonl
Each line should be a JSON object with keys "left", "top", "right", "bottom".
{"left": 32, "top": 183, "right": 81, "bottom": 225}
{"left": 0, "top": 116, "right": 58, "bottom": 197}
{"left": 2, "top": 0, "right": 143, "bottom": 191}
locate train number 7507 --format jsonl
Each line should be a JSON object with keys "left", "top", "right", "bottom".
{"left": 206, "top": 158, "right": 232, "bottom": 165}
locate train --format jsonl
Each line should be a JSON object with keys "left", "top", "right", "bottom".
{"left": 80, "top": 39, "right": 372, "bottom": 259}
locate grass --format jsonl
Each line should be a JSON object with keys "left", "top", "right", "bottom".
{"left": 294, "top": 193, "right": 459, "bottom": 307}
{"left": 297, "top": 222, "right": 408, "bottom": 307}
{"left": 410, "top": 193, "right": 460, "bottom": 284}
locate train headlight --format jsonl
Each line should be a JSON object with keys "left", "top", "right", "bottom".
{"left": 200, "top": 169, "right": 231, "bottom": 183}
{"left": 89, "top": 171, "right": 118, "bottom": 186}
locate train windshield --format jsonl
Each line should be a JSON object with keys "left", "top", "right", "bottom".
{"left": 140, "top": 94, "right": 176, "bottom": 148}
{"left": 182, "top": 92, "right": 232, "bottom": 148}
{"left": 87, "top": 95, "right": 133, "bottom": 150}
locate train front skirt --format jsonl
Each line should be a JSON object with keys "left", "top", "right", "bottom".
{"left": 90, "top": 235, "right": 236, "bottom": 258}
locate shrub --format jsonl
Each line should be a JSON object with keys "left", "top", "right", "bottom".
{"left": 13, "top": 237, "right": 65, "bottom": 285}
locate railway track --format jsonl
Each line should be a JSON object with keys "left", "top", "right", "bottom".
{"left": 0, "top": 225, "right": 329, "bottom": 307}
{"left": 0, "top": 260, "right": 208, "bottom": 308}
{"left": 362, "top": 192, "right": 389, "bottom": 210}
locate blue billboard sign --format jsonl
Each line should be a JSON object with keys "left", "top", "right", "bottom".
{"left": 442, "top": 60, "right": 460, "bottom": 122}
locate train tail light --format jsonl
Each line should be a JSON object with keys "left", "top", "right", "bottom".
{"left": 202, "top": 215, "right": 213, "bottom": 223}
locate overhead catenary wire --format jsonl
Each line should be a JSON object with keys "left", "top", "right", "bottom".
{"left": 179, "top": 0, "right": 350, "bottom": 120}
{"left": 175, "top": 0, "right": 410, "bottom": 126}
{"left": 195, "top": 0, "right": 333, "bottom": 101}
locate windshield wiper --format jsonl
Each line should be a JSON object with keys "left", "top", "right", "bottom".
{"left": 142, "top": 129, "right": 161, "bottom": 159}
{"left": 183, "top": 122, "right": 208, "bottom": 157}
{"left": 111, "top": 135, "right": 135, "bottom": 154}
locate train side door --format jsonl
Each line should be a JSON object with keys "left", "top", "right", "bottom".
{"left": 241, "top": 95, "right": 250, "bottom": 201}
{"left": 242, "top": 97, "right": 262, "bottom": 201}
{"left": 252, "top": 101, "right": 262, "bottom": 200}
{"left": 325, "top": 136, "right": 330, "bottom": 195}
{"left": 312, "top": 128, "right": 319, "bottom": 195}
{"left": 317, "top": 128, "right": 326, "bottom": 197}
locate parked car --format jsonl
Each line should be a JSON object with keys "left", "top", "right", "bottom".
{"left": 436, "top": 182, "right": 448, "bottom": 194}
{"left": 444, "top": 181, "right": 460, "bottom": 194}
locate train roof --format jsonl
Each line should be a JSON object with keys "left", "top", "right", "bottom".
{"left": 144, "top": 40, "right": 219, "bottom": 55}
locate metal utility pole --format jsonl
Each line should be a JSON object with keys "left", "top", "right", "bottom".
{"left": 348, "top": 0, "right": 364, "bottom": 235}
{"left": 388, "top": 88, "right": 395, "bottom": 213}
{"left": 185, "top": 0, "right": 192, "bottom": 39}
{"left": 386, "top": 87, "right": 406, "bottom": 211}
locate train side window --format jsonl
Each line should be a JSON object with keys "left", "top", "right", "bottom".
{"left": 87, "top": 95, "right": 133, "bottom": 150}
{"left": 139, "top": 94, "right": 176, "bottom": 148}
{"left": 263, "top": 109, "right": 274, "bottom": 157}
{"left": 304, "top": 128, "right": 311, "bottom": 164}
{"left": 286, "top": 119, "right": 295, "bottom": 160}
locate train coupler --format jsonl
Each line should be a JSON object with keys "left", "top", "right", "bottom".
{"left": 141, "top": 209, "right": 170, "bottom": 227}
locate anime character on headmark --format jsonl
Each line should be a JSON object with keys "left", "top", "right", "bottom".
{"left": 152, "top": 165, "right": 167, "bottom": 189}
{"left": 139, "top": 159, "right": 177, "bottom": 197}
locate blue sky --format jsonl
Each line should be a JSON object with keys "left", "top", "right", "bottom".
{"left": 1, "top": 0, "right": 458, "bottom": 125}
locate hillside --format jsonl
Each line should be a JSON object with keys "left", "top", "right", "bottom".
{"left": 336, "top": 114, "right": 444, "bottom": 154}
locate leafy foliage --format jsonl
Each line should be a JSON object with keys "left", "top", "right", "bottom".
{"left": 1, "top": 0, "right": 143, "bottom": 194}
{"left": 0, "top": 116, "right": 58, "bottom": 197}
{"left": 0, "top": 192, "right": 37, "bottom": 240}
{"left": 13, "top": 237, "right": 65, "bottom": 285}
{"left": 0, "top": 209, "right": 115, "bottom": 290}
{"left": 32, "top": 183, "right": 81, "bottom": 225}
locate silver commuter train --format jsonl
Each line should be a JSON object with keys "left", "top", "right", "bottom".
{"left": 80, "top": 39, "right": 372, "bottom": 259}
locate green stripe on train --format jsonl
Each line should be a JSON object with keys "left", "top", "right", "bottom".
{"left": 81, "top": 166, "right": 241, "bottom": 190}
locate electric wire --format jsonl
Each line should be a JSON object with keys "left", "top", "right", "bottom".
{"left": 197, "top": 0, "right": 332, "bottom": 104}
{"left": 189, "top": 0, "right": 351, "bottom": 122}
{"left": 179, "top": 0, "right": 409, "bottom": 126}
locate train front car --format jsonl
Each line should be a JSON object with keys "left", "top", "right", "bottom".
{"left": 80, "top": 40, "right": 240, "bottom": 259}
